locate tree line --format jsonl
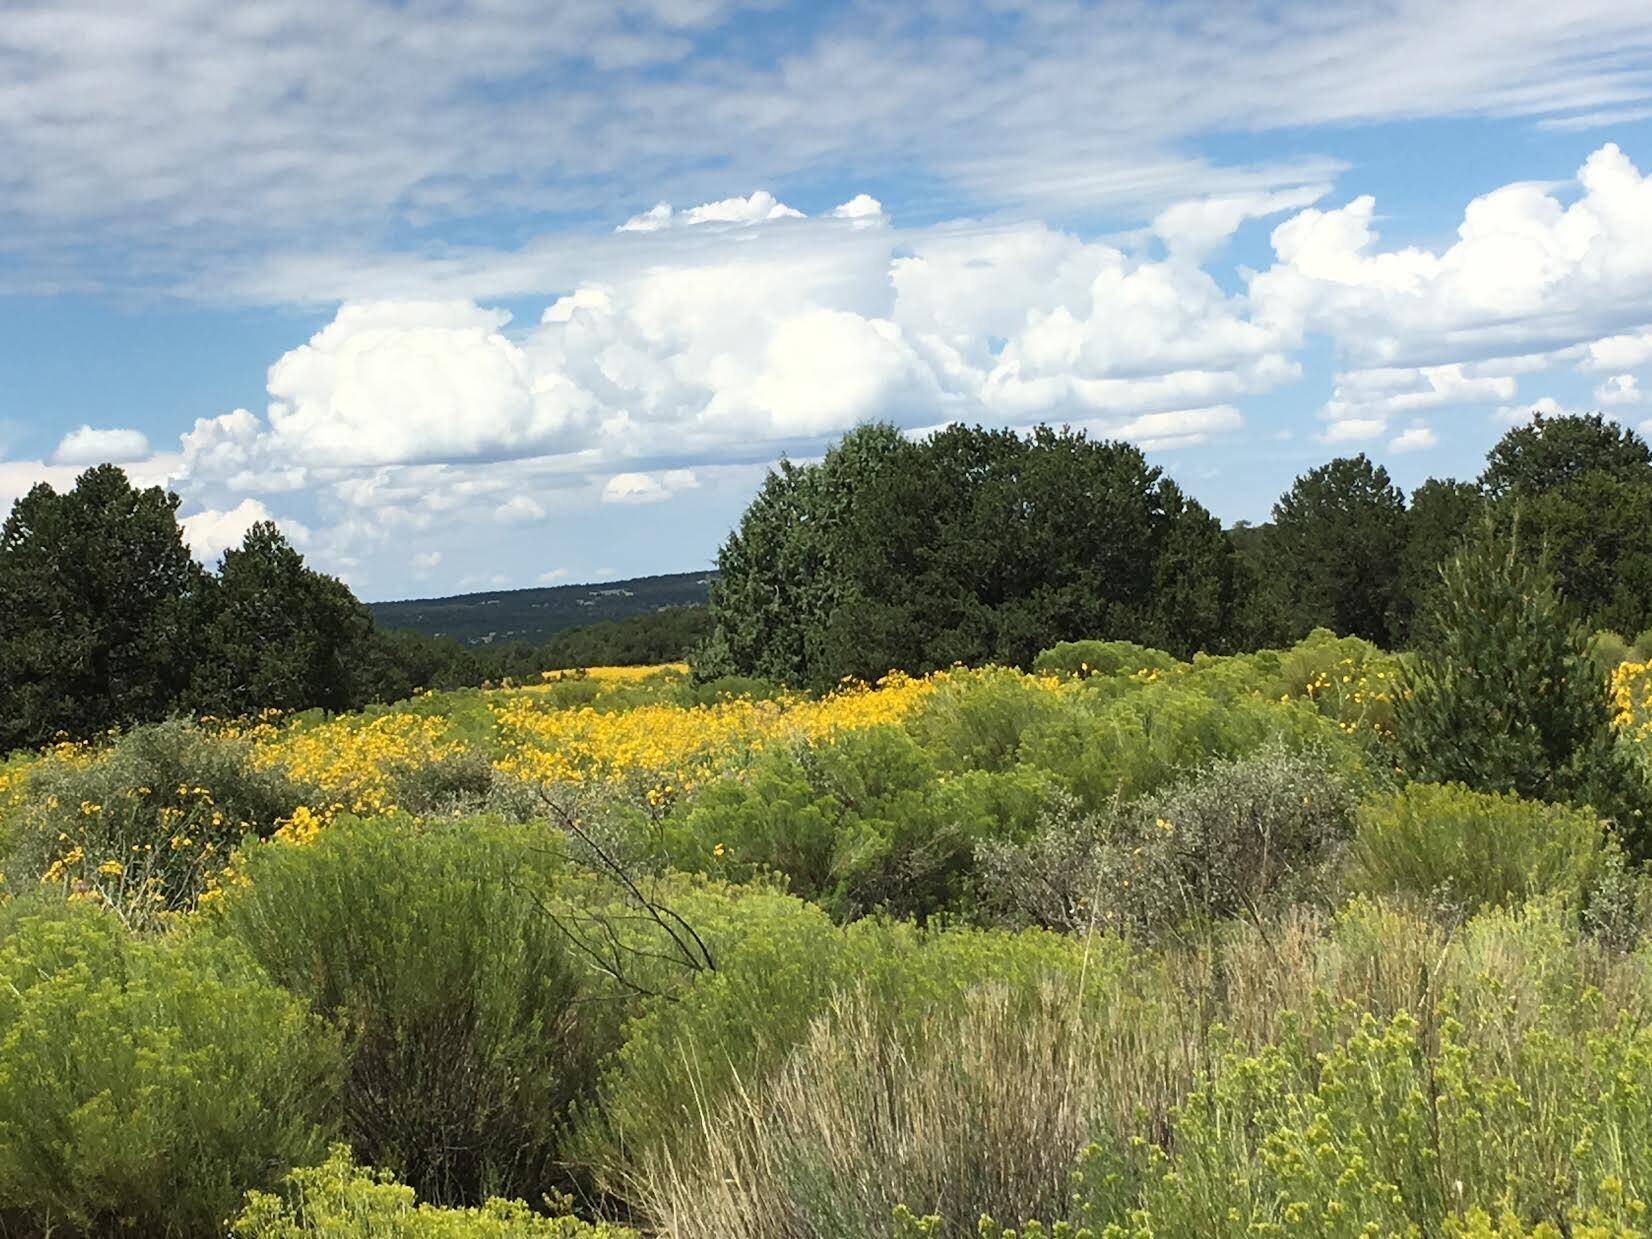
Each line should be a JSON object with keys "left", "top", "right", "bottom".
{"left": 0, "top": 465, "right": 708, "bottom": 753}
{"left": 703, "top": 412, "right": 1652, "bottom": 688}
{"left": 5, "top": 411, "right": 1648, "bottom": 751}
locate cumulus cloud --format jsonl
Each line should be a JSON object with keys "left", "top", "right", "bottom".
{"left": 1252, "top": 145, "right": 1652, "bottom": 369}
{"left": 619, "top": 191, "right": 805, "bottom": 233}
{"left": 830, "top": 194, "right": 886, "bottom": 226}
{"left": 1596, "top": 374, "right": 1643, "bottom": 406}
{"left": 603, "top": 469, "right": 700, "bottom": 504}
{"left": 494, "top": 495, "right": 546, "bottom": 523}
{"left": 50, "top": 426, "right": 152, "bottom": 466}
{"left": 180, "top": 498, "right": 310, "bottom": 563}
{"left": 1389, "top": 423, "right": 1439, "bottom": 453}
{"left": 145, "top": 143, "right": 1652, "bottom": 597}
{"left": 1151, "top": 184, "right": 1328, "bottom": 260}
{"left": 264, "top": 301, "right": 593, "bottom": 467}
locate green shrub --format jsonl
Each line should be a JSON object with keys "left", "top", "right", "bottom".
{"left": 0, "top": 899, "right": 342, "bottom": 1238}
{"left": 664, "top": 726, "right": 1053, "bottom": 921}
{"left": 1394, "top": 522, "right": 1646, "bottom": 844}
{"left": 1018, "top": 680, "right": 1357, "bottom": 813}
{"left": 1350, "top": 783, "right": 1608, "bottom": 912}
{"left": 979, "top": 742, "right": 1355, "bottom": 935}
{"left": 1031, "top": 640, "right": 1182, "bottom": 679}
{"left": 231, "top": 1147, "right": 636, "bottom": 1239}
{"left": 213, "top": 817, "right": 621, "bottom": 1206}
{"left": 905, "top": 666, "right": 1077, "bottom": 775}
{"left": 970, "top": 902, "right": 1652, "bottom": 1239}
{"left": 578, "top": 892, "right": 1129, "bottom": 1221}
{"left": 1, "top": 718, "right": 313, "bottom": 925}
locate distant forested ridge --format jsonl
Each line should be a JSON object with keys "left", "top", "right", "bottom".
{"left": 371, "top": 571, "right": 713, "bottom": 645}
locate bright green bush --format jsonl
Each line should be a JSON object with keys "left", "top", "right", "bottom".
{"left": 213, "top": 817, "right": 621, "bottom": 1206}
{"left": 1031, "top": 639, "right": 1182, "bottom": 679}
{"left": 2, "top": 718, "right": 314, "bottom": 923}
{"left": 1019, "top": 680, "right": 1357, "bottom": 813}
{"left": 1350, "top": 782, "right": 1609, "bottom": 911}
{"left": 231, "top": 1147, "right": 636, "bottom": 1239}
{"left": 905, "top": 666, "right": 1078, "bottom": 774}
{"left": 578, "top": 888, "right": 1127, "bottom": 1218}
{"left": 664, "top": 725, "right": 1053, "bottom": 921}
{"left": 0, "top": 899, "right": 342, "bottom": 1238}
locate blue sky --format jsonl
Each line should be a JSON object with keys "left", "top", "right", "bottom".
{"left": 4, "top": 2, "right": 1652, "bottom": 601}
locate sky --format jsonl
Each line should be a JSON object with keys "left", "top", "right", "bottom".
{"left": 4, "top": 2, "right": 1652, "bottom": 602}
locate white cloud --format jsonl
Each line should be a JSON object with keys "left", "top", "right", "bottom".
{"left": 603, "top": 469, "right": 699, "bottom": 504}
{"left": 1537, "top": 105, "right": 1652, "bottom": 132}
{"left": 1252, "top": 145, "right": 1652, "bottom": 369}
{"left": 1492, "top": 395, "right": 1582, "bottom": 425}
{"left": 830, "top": 194, "right": 886, "bottom": 226}
{"left": 1596, "top": 374, "right": 1643, "bottom": 405}
{"left": 412, "top": 550, "right": 442, "bottom": 574}
{"left": 683, "top": 190, "right": 804, "bottom": 226}
{"left": 538, "top": 568, "right": 571, "bottom": 584}
{"left": 1389, "top": 422, "right": 1439, "bottom": 453}
{"left": 264, "top": 301, "right": 593, "bottom": 467}
{"left": 1151, "top": 184, "right": 1328, "bottom": 260}
{"left": 1321, "top": 417, "right": 1389, "bottom": 444}
{"left": 1584, "top": 331, "right": 1652, "bottom": 372}
{"left": 10, "top": 0, "right": 1652, "bottom": 296}
{"left": 617, "top": 203, "right": 674, "bottom": 233}
{"left": 180, "top": 498, "right": 310, "bottom": 563}
{"left": 494, "top": 494, "right": 546, "bottom": 523}
{"left": 50, "top": 425, "right": 152, "bottom": 466}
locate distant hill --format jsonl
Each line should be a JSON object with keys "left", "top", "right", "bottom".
{"left": 370, "top": 571, "right": 714, "bottom": 645}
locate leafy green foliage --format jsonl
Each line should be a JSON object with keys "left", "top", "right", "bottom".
{"left": 1266, "top": 454, "right": 1408, "bottom": 647}
{"left": 0, "top": 465, "right": 207, "bottom": 752}
{"left": 0, "top": 900, "right": 342, "bottom": 1238}
{"left": 708, "top": 423, "right": 1243, "bottom": 689}
{"left": 1351, "top": 782, "right": 1609, "bottom": 912}
{"left": 663, "top": 725, "right": 1053, "bottom": 920}
{"left": 1394, "top": 520, "right": 1646, "bottom": 843}
{"left": 214, "top": 818, "right": 622, "bottom": 1206}
{"left": 231, "top": 1147, "right": 636, "bottom": 1239}
{"left": 1480, "top": 410, "right": 1652, "bottom": 499}
{"left": 1, "top": 718, "right": 314, "bottom": 923}
{"left": 192, "top": 521, "right": 373, "bottom": 717}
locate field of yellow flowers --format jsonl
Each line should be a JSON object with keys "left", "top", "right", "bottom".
{"left": 6, "top": 635, "right": 1652, "bottom": 1239}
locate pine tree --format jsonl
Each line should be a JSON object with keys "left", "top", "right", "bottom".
{"left": 1394, "top": 516, "right": 1645, "bottom": 847}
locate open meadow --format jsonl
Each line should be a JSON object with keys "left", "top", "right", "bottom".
{"left": 4, "top": 629, "right": 1652, "bottom": 1237}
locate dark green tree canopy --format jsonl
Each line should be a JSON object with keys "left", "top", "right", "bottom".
{"left": 191, "top": 521, "right": 373, "bottom": 717}
{"left": 1480, "top": 411, "right": 1651, "bottom": 498}
{"left": 1394, "top": 518, "right": 1645, "bottom": 844}
{"left": 707, "top": 422, "right": 1243, "bottom": 688}
{"left": 0, "top": 466, "right": 206, "bottom": 751}
{"left": 1267, "top": 454, "right": 1407, "bottom": 648}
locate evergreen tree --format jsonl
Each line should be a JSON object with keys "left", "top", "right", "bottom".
{"left": 1480, "top": 411, "right": 1651, "bottom": 499}
{"left": 1394, "top": 517, "right": 1645, "bottom": 846}
{"left": 1397, "top": 477, "right": 1483, "bottom": 644}
{"left": 191, "top": 522, "right": 372, "bottom": 717}
{"left": 0, "top": 466, "right": 205, "bottom": 751}
{"left": 1267, "top": 454, "right": 1406, "bottom": 646}
{"left": 707, "top": 422, "right": 1245, "bottom": 688}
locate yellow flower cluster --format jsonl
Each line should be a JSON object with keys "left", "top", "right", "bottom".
{"left": 493, "top": 670, "right": 941, "bottom": 797}
{"left": 1611, "top": 660, "right": 1652, "bottom": 741}
{"left": 1293, "top": 657, "right": 1398, "bottom": 736}
{"left": 537, "top": 663, "right": 690, "bottom": 685}
{"left": 244, "top": 712, "right": 467, "bottom": 817}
